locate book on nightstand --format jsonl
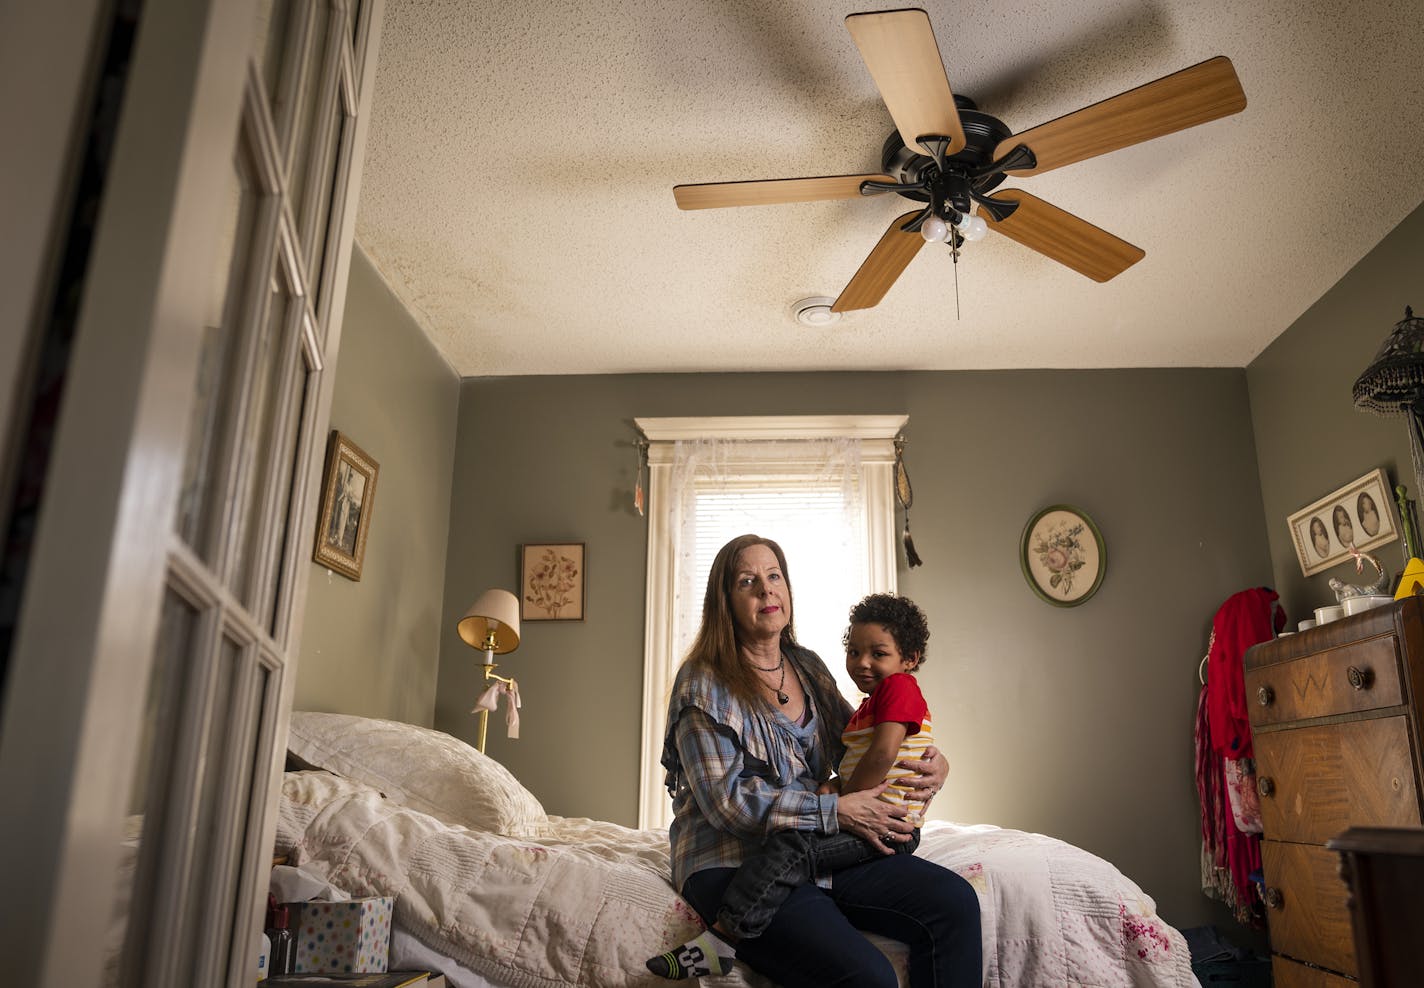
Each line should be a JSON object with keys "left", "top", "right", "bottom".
{"left": 264, "top": 973, "right": 431, "bottom": 987}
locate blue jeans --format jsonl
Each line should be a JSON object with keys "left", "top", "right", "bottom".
{"left": 681, "top": 851, "right": 981, "bottom": 988}
{"left": 716, "top": 828, "right": 921, "bottom": 939}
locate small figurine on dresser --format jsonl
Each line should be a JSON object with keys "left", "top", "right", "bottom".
{"left": 1330, "top": 548, "right": 1394, "bottom": 615}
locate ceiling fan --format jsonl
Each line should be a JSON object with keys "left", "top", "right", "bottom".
{"left": 673, "top": 8, "right": 1247, "bottom": 313}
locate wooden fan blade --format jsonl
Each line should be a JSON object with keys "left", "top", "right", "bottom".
{"left": 846, "top": 9, "right": 965, "bottom": 158}
{"left": 831, "top": 211, "right": 926, "bottom": 312}
{"left": 995, "top": 56, "right": 1246, "bottom": 176}
{"left": 982, "top": 190, "right": 1144, "bottom": 282}
{"left": 674, "top": 174, "right": 893, "bottom": 210}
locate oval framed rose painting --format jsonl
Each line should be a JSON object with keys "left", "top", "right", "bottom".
{"left": 1019, "top": 505, "right": 1105, "bottom": 607}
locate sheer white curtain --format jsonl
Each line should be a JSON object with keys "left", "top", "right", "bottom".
{"left": 635, "top": 416, "right": 905, "bottom": 828}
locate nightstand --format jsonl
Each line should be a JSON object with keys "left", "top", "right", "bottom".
{"left": 1328, "top": 826, "right": 1424, "bottom": 988}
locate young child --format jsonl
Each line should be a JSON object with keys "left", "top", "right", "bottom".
{"left": 646, "top": 592, "right": 935, "bottom": 980}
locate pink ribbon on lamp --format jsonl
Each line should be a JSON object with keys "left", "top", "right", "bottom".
{"left": 472, "top": 680, "right": 521, "bottom": 739}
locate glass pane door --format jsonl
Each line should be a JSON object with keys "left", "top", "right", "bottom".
{"left": 0, "top": 2, "right": 380, "bottom": 982}
{"left": 101, "top": 2, "right": 380, "bottom": 985}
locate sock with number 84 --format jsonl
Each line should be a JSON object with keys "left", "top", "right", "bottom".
{"left": 645, "top": 929, "right": 736, "bottom": 980}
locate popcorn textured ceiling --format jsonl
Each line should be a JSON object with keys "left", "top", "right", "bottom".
{"left": 354, "top": 0, "right": 1424, "bottom": 377}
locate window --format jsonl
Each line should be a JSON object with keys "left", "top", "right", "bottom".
{"left": 635, "top": 416, "right": 906, "bottom": 827}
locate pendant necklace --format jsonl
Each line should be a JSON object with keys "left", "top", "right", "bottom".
{"left": 750, "top": 654, "right": 790, "bottom": 704}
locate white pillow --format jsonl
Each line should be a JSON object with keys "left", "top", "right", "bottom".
{"left": 286, "top": 711, "right": 549, "bottom": 837}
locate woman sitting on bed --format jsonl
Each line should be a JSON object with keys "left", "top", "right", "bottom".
{"left": 653, "top": 534, "right": 982, "bottom": 987}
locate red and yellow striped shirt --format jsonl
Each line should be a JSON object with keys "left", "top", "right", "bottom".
{"left": 839, "top": 672, "right": 933, "bottom": 824}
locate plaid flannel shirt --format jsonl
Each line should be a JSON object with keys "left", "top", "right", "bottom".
{"left": 663, "top": 645, "right": 853, "bottom": 891}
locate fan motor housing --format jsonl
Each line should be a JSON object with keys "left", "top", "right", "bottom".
{"left": 880, "top": 95, "right": 1014, "bottom": 203}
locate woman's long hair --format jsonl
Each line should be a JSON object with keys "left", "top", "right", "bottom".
{"left": 683, "top": 534, "right": 797, "bottom": 708}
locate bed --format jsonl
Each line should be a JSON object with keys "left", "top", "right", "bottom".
{"left": 276, "top": 712, "right": 1198, "bottom": 988}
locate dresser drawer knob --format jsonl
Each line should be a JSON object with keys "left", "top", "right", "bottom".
{"left": 1346, "top": 665, "right": 1372, "bottom": 690}
{"left": 1257, "top": 776, "right": 1275, "bottom": 797}
{"left": 1256, "top": 685, "right": 1274, "bottom": 707}
{"left": 1264, "top": 887, "right": 1283, "bottom": 910}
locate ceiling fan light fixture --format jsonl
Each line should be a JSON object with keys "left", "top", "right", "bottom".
{"left": 791, "top": 296, "right": 842, "bottom": 327}
{"left": 920, "top": 214, "right": 950, "bottom": 243}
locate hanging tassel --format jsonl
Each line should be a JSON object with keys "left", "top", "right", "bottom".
{"left": 894, "top": 437, "right": 923, "bottom": 567}
{"left": 633, "top": 440, "right": 647, "bottom": 517}
{"left": 902, "top": 514, "right": 923, "bottom": 568}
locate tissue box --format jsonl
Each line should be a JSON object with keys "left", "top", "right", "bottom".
{"left": 290, "top": 897, "right": 393, "bottom": 974}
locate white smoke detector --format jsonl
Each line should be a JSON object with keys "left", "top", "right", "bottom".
{"left": 791, "top": 296, "right": 841, "bottom": 327}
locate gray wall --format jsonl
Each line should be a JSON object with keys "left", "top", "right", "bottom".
{"left": 1248, "top": 202, "right": 1424, "bottom": 616}
{"left": 436, "top": 368, "right": 1272, "bottom": 932}
{"left": 296, "top": 246, "right": 460, "bottom": 725}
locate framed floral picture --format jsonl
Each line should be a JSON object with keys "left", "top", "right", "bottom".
{"left": 519, "top": 542, "right": 586, "bottom": 621}
{"left": 312, "top": 431, "right": 379, "bottom": 581}
{"left": 1286, "top": 467, "right": 1398, "bottom": 576}
{"left": 1020, "top": 505, "right": 1106, "bottom": 607}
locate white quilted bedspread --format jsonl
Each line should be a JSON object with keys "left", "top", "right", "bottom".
{"left": 276, "top": 771, "right": 1192, "bottom": 988}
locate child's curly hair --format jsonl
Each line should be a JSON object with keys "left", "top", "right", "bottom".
{"left": 842, "top": 593, "right": 930, "bottom": 667}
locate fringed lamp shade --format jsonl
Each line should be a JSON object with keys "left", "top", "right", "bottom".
{"left": 1353, "top": 306, "right": 1424, "bottom": 499}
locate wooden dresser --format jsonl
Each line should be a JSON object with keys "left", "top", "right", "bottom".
{"left": 1243, "top": 596, "right": 1424, "bottom": 987}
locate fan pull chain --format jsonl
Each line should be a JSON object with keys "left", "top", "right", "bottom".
{"left": 951, "top": 239, "right": 960, "bottom": 320}
{"left": 894, "top": 436, "right": 923, "bottom": 568}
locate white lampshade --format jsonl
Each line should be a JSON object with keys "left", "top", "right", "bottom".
{"left": 457, "top": 588, "right": 521, "bottom": 654}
